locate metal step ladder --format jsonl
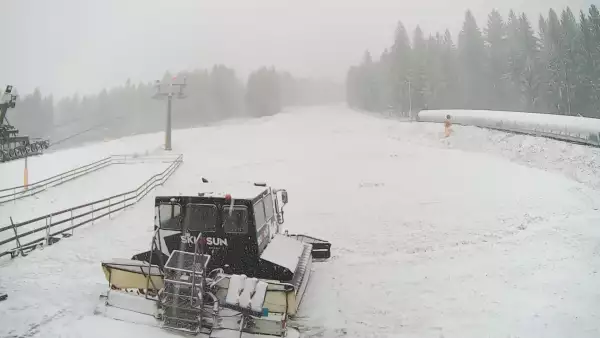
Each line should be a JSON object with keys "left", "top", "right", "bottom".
{"left": 160, "top": 244, "right": 211, "bottom": 334}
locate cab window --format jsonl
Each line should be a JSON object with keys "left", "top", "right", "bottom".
{"left": 222, "top": 206, "right": 248, "bottom": 234}
{"left": 157, "top": 204, "right": 182, "bottom": 230}
{"left": 254, "top": 199, "right": 266, "bottom": 230}
{"left": 263, "top": 194, "right": 274, "bottom": 222}
{"left": 184, "top": 203, "right": 218, "bottom": 232}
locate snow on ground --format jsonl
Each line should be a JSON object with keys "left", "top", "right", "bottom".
{"left": 0, "top": 133, "right": 166, "bottom": 189}
{"left": 0, "top": 160, "right": 171, "bottom": 251}
{"left": 1, "top": 105, "right": 600, "bottom": 338}
{"left": 385, "top": 117, "right": 600, "bottom": 191}
{"left": 0, "top": 162, "right": 171, "bottom": 223}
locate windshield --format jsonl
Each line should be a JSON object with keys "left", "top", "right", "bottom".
{"left": 222, "top": 205, "right": 248, "bottom": 234}
{"left": 183, "top": 203, "right": 217, "bottom": 232}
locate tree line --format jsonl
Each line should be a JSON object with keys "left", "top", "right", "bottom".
{"left": 7, "top": 65, "right": 343, "bottom": 149}
{"left": 346, "top": 5, "right": 600, "bottom": 118}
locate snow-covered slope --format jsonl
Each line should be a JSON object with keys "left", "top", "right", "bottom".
{"left": 0, "top": 134, "right": 166, "bottom": 189}
{"left": 388, "top": 118, "right": 600, "bottom": 190}
{"left": 1, "top": 105, "right": 599, "bottom": 338}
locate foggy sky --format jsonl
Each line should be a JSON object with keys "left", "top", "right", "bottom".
{"left": 1, "top": 0, "right": 589, "bottom": 99}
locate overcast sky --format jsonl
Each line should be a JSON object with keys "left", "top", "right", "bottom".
{"left": 1, "top": 0, "right": 590, "bottom": 100}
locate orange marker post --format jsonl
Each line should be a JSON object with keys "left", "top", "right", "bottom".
{"left": 444, "top": 114, "right": 452, "bottom": 138}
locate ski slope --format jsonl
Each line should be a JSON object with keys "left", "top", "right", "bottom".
{"left": 1, "top": 105, "right": 600, "bottom": 338}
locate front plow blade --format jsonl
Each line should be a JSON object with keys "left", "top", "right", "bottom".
{"left": 287, "top": 234, "right": 331, "bottom": 259}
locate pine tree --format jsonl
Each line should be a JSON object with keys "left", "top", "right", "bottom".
{"left": 485, "top": 9, "right": 511, "bottom": 110}
{"left": 410, "top": 26, "right": 427, "bottom": 112}
{"left": 575, "top": 11, "right": 596, "bottom": 115}
{"left": 588, "top": 5, "right": 600, "bottom": 115}
{"left": 423, "top": 34, "right": 443, "bottom": 109}
{"left": 558, "top": 7, "right": 579, "bottom": 115}
{"left": 210, "top": 65, "right": 244, "bottom": 119}
{"left": 458, "top": 10, "right": 489, "bottom": 108}
{"left": 357, "top": 51, "right": 380, "bottom": 111}
{"left": 344, "top": 4, "right": 600, "bottom": 118}
{"left": 537, "top": 13, "right": 553, "bottom": 112}
{"left": 517, "top": 13, "right": 542, "bottom": 111}
{"left": 378, "top": 48, "right": 394, "bottom": 111}
{"left": 542, "top": 9, "right": 565, "bottom": 113}
{"left": 245, "top": 67, "right": 282, "bottom": 117}
{"left": 439, "top": 30, "right": 460, "bottom": 108}
{"left": 389, "top": 21, "right": 412, "bottom": 113}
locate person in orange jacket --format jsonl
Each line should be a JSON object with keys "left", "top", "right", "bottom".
{"left": 444, "top": 114, "right": 452, "bottom": 137}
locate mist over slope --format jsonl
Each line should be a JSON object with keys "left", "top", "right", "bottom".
{"left": 7, "top": 67, "right": 343, "bottom": 151}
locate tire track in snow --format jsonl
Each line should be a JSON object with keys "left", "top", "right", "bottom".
{"left": 4, "top": 309, "right": 67, "bottom": 338}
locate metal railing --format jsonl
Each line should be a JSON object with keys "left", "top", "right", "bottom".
{"left": 486, "top": 123, "right": 600, "bottom": 147}
{"left": 0, "top": 154, "right": 174, "bottom": 204}
{"left": 454, "top": 117, "right": 600, "bottom": 147}
{"left": 0, "top": 154, "right": 183, "bottom": 259}
{"left": 0, "top": 157, "right": 113, "bottom": 204}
